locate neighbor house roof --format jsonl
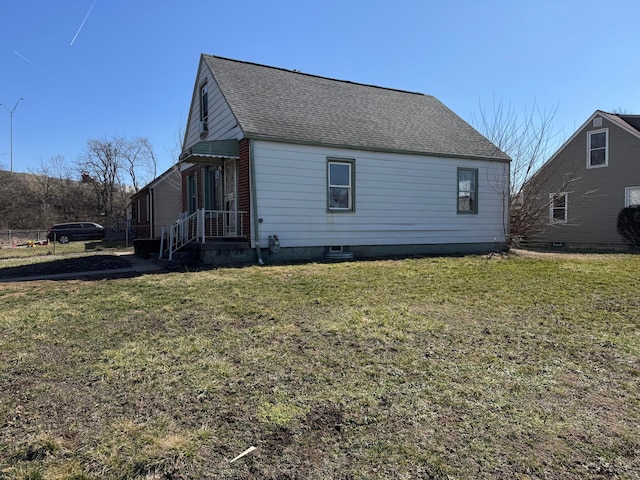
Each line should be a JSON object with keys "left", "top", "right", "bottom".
{"left": 203, "top": 55, "right": 510, "bottom": 162}
{"left": 600, "top": 111, "right": 640, "bottom": 136}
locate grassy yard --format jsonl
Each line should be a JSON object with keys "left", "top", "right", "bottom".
{"left": 0, "top": 252, "right": 638, "bottom": 479}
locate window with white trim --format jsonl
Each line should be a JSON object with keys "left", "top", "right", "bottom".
{"left": 587, "top": 129, "right": 608, "bottom": 168}
{"left": 457, "top": 168, "right": 478, "bottom": 214}
{"left": 625, "top": 186, "right": 640, "bottom": 207}
{"left": 328, "top": 159, "right": 354, "bottom": 211}
{"left": 550, "top": 192, "right": 568, "bottom": 224}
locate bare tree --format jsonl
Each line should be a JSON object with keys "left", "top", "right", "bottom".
{"left": 121, "top": 137, "right": 157, "bottom": 192}
{"left": 30, "top": 156, "right": 72, "bottom": 227}
{"left": 473, "top": 98, "right": 572, "bottom": 245}
{"left": 77, "top": 136, "right": 157, "bottom": 217}
{"left": 29, "top": 156, "right": 100, "bottom": 226}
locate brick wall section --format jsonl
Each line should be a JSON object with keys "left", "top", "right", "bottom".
{"left": 238, "top": 138, "right": 251, "bottom": 240}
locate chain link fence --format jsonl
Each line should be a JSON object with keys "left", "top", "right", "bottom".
{"left": 0, "top": 218, "right": 131, "bottom": 247}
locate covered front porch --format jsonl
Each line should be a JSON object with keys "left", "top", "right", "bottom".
{"left": 160, "top": 139, "right": 251, "bottom": 262}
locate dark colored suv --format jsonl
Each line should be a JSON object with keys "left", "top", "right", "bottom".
{"left": 47, "top": 222, "right": 106, "bottom": 244}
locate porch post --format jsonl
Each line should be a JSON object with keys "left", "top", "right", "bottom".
{"left": 169, "top": 226, "right": 174, "bottom": 261}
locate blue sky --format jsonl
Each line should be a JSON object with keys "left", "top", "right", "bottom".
{"left": 1, "top": 0, "right": 639, "bottom": 177}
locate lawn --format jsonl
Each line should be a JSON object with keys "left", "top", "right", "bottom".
{"left": 0, "top": 252, "right": 638, "bottom": 479}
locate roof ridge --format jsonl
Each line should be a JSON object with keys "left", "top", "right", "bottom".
{"left": 204, "top": 53, "right": 429, "bottom": 98}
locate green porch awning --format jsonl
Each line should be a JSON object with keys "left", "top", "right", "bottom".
{"left": 180, "top": 140, "right": 240, "bottom": 163}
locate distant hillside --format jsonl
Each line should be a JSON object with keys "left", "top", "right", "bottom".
{"left": 0, "top": 169, "right": 128, "bottom": 229}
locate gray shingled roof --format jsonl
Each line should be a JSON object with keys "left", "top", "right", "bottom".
{"left": 203, "top": 55, "right": 510, "bottom": 162}
{"left": 617, "top": 114, "right": 640, "bottom": 133}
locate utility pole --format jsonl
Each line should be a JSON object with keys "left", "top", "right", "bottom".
{"left": 0, "top": 98, "right": 24, "bottom": 173}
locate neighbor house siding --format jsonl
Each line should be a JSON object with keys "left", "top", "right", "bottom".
{"left": 150, "top": 168, "right": 182, "bottom": 238}
{"left": 183, "top": 60, "right": 243, "bottom": 150}
{"left": 530, "top": 113, "right": 640, "bottom": 248}
{"left": 252, "top": 141, "right": 508, "bottom": 248}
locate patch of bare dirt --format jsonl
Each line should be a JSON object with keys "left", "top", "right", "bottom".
{"left": 509, "top": 248, "right": 630, "bottom": 260}
{"left": 0, "top": 255, "right": 132, "bottom": 279}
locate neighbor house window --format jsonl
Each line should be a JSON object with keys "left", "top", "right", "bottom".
{"left": 587, "top": 129, "right": 608, "bottom": 168}
{"left": 550, "top": 193, "right": 568, "bottom": 224}
{"left": 625, "top": 186, "right": 640, "bottom": 207}
{"left": 328, "top": 159, "right": 354, "bottom": 211}
{"left": 457, "top": 168, "right": 478, "bottom": 213}
{"left": 200, "top": 82, "right": 209, "bottom": 121}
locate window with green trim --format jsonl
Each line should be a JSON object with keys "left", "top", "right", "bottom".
{"left": 457, "top": 168, "right": 478, "bottom": 213}
{"left": 328, "top": 159, "right": 354, "bottom": 211}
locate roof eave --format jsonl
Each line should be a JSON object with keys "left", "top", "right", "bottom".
{"left": 244, "top": 134, "right": 511, "bottom": 163}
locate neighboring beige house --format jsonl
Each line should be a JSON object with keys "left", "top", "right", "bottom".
{"left": 129, "top": 165, "right": 181, "bottom": 239}
{"left": 527, "top": 110, "right": 640, "bottom": 250}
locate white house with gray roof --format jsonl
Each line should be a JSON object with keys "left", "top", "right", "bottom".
{"left": 166, "top": 54, "right": 510, "bottom": 264}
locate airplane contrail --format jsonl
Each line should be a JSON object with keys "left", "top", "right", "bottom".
{"left": 70, "top": 0, "right": 97, "bottom": 46}
{"left": 13, "top": 50, "right": 33, "bottom": 64}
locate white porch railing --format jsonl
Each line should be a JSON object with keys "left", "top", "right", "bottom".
{"left": 159, "top": 209, "right": 246, "bottom": 260}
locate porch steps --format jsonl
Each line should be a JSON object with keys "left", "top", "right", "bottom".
{"left": 157, "top": 239, "right": 252, "bottom": 269}
{"left": 156, "top": 250, "right": 205, "bottom": 271}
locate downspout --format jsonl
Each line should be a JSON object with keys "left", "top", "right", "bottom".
{"left": 249, "top": 139, "right": 264, "bottom": 265}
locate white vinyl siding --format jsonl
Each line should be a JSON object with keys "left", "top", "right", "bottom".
{"left": 252, "top": 141, "right": 507, "bottom": 248}
{"left": 184, "top": 60, "right": 242, "bottom": 149}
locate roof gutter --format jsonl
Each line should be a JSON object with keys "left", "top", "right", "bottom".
{"left": 243, "top": 134, "right": 511, "bottom": 163}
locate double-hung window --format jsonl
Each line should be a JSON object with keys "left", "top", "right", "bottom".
{"left": 200, "top": 82, "right": 209, "bottom": 122}
{"left": 625, "top": 186, "right": 640, "bottom": 208}
{"left": 457, "top": 168, "right": 478, "bottom": 214}
{"left": 328, "top": 159, "right": 354, "bottom": 211}
{"left": 550, "top": 192, "right": 568, "bottom": 224}
{"left": 587, "top": 129, "right": 608, "bottom": 168}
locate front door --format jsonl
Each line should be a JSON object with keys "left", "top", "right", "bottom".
{"left": 223, "top": 159, "right": 237, "bottom": 236}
